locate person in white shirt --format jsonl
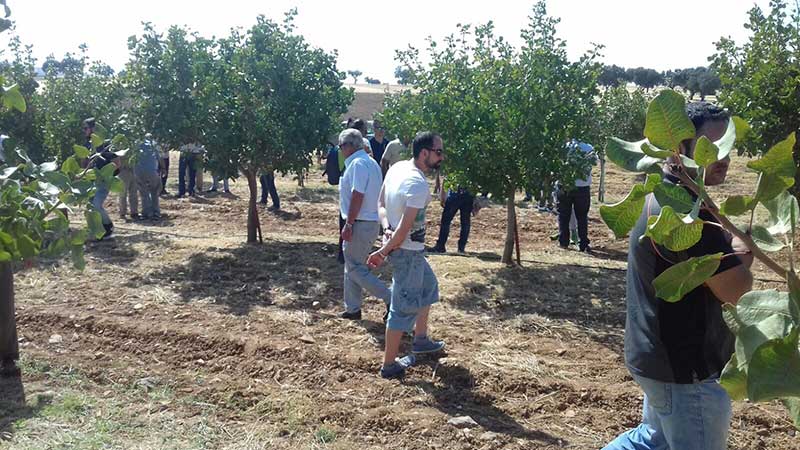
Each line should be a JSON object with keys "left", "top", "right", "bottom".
{"left": 337, "top": 129, "right": 391, "bottom": 320}
{"left": 367, "top": 131, "right": 447, "bottom": 379}
{"left": 380, "top": 135, "right": 410, "bottom": 176}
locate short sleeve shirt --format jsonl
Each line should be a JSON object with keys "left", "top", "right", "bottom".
{"left": 339, "top": 150, "right": 382, "bottom": 221}
{"left": 381, "top": 139, "right": 407, "bottom": 168}
{"left": 383, "top": 159, "right": 430, "bottom": 251}
{"left": 625, "top": 179, "right": 741, "bottom": 383}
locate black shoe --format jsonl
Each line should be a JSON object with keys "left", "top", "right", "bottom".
{"left": 457, "top": 248, "right": 466, "bottom": 254}
{"left": 428, "top": 246, "right": 445, "bottom": 253}
{"left": 98, "top": 222, "right": 114, "bottom": 241}
{"left": 339, "top": 309, "right": 362, "bottom": 320}
{"left": 580, "top": 246, "right": 592, "bottom": 254}
{"left": 558, "top": 243, "right": 569, "bottom": 250}
{"left": 259, "top": 199, "right": 267, "bottom": 205}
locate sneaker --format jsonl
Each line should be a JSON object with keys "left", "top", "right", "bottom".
{"left": 339, "top": 309, "right": 362, "bottom": 320}
{"left": 412, "top": 337, "right": 446, "bottom": 354}
{"left": 379, "top": 354, "right": 416, "bottom": 379}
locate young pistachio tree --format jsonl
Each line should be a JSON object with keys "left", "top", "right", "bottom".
{"left": 201, "top": 12, "right": 351, "bottom": 243}
{"left": 602, "top": 89, "right": 800, "bottom": 427}
{"left": 382, "top": 1, "right": 600, "bottom": 264}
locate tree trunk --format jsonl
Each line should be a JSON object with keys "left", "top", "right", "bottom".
{"left": 244, "top": 169, "right": 262, "bottom": 244}
{"left": 502, "top": 186, "right": 517, "bottom": 265}
{"left": 0, "top": 262, "right": 18, "bottom": 363}
{"left": 598, "top": 155, "right": 606, "bottom": 203}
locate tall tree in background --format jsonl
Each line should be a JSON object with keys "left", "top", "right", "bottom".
{"left": 0, "top": 31, "right": 44, "bottom": 161}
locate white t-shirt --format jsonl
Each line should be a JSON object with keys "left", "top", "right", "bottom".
{"left": 381, "top": 139, "right": 407, "bottom": 168}
{"left": 339, "top": 149, "right": 382, "bottom": 221}
{"left": 383, "top": 159, "right": 430, "bottom": 251}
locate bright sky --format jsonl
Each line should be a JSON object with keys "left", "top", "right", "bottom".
{"left": 5, "top": 0, "right": 770, "bottom": 83}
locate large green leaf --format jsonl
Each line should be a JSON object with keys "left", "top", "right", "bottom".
{"left": 736, "top": 315, "right": 795, "bottom": 364}
{"left": 693, "top": 136, "right": 719, "bottom": 167}
{"left": 599, "top": 174, "right": 660, "bottom": 238}
{"left": 73, "top": 144, "right": 90, "bottom": 159}
{"left": 644, "top": 205, "right": 703, "bottom": 252}
{"left": 1, "top": 84, "right": 26, "bottom": 113}
{"left": 755, "top": 173, "right": 793, "bottom": 203}
{"left": 720, "top": 354, "right": 748, "bottom": 401}
{"left": 736, "top": 289, "right": 796, "bottom": 326}
{"left": 747, "top": 329, "right": 800, "bottom": 402}
{"left": 653, "top": 253, "right": 722, "bottom": 303}
{"left": 789, "top": 274, "right": 800, "bottom": 330}
{"left": 640, "top": 142, "right": 673, "bottom": 159}
{"left": 605, "top": 138, "right": 663, "bottom": 173}
{"left": 719, "top": 195, "right": 755, "bottom": 216}
{"left": 70, "top": 245, "right": 86, "bottom": 270}
{"left": 732, "top": 116, "right": 751, "bottom": 144}
{"left": 90, "top": 133, "right": 105, "bottom": 149}
{"left": 16, "top": 234, "right": 38, "bottom": 259}
{"left": 653, "top": 182, "right": 694, "bottom": 214}
{"left": 714, "top": 117, "right": 737, "bottom": 160}
{"left": 61, "top": 156, "right": 81, "bottom": 176}
{"left": 747, "top": 132, "right": 796, "bottom": 180}
{"left": 99, "top": 162, "right": 116, "bottom": 180}
{"left": 751, "top": 225, "right": 785, "bottom": 252}
{"left": 763, "top": 191, "right": 799, "bottom": 235}
{"left": 86, "top": 210, "right": 105, "bottom": 240}
{"left": 644, "top": 90, "right": 695, "bottom": 151}
{"left": 0, "top": 251, "right": 10, "bottom": 262}
{"left": 109, "top": 177, "right": 124, "bottom": 194}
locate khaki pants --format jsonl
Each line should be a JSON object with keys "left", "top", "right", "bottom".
{"left": 0, "top": 262, "right": 18, "bottom": 362}
{"left": 137, "top": 170, "right": 162, "bottom": 218}
{"left": 118, "top": 168, "right": 138, "bottom": 216}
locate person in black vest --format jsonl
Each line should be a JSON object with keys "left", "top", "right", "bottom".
{"left": 368, "top": 119, "right": 390, "bottom": 168}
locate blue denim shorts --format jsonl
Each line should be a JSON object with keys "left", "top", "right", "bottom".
{"left": 387, "top": 249, "right": 439, "bottom": 332}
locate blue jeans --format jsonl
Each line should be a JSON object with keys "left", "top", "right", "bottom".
{"left": 260, "top": 173, "right": 280, "bottom": 208}
{"left": 178, "top": 154, "right": 197, "bottom": 196}
{"left": 386, "top": 249, "right": 439, "bottom": 332}
{"left": 603, "top": 374, "right": 731, "bottom": 450}
{"left": 435, "top": 189, "right": 474, "bottom": 251}
{"left": 92, "top": 182, "right": 111, "bottom": 225}
{"left": 343, "top": 221, "right": 391, "bottom": 313}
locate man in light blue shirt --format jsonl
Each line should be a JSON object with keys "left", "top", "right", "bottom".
{"left": 338, "top": 128, "right": 391, "bottom": 320}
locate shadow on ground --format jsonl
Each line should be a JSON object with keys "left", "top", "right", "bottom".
{"left": 410, "top": 361, "right": 564, "bottom": 446}
{"left": 0, "top": 375, "right": 43, "bottom": 441}
{"left": 144, "top": 239, "right": 367, "bottom": 316}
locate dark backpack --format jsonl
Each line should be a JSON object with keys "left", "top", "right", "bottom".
{"left": 324, "top": 147, "right": 341, "bottom": 185}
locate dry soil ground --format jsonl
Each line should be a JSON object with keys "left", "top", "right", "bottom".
{"left": 0, "top": 154, "right": 798, "bottom": 450}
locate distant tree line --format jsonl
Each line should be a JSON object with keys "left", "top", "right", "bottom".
{"left": 598, "top": 64, "right": 721, "bottom": 100}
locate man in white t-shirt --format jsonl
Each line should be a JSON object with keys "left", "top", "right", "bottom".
{"left": 367, "top": 131, "right": 446, "bottom": 379}
{"left": 380, "top": 135, "right": 410, "bottom": 176}
{"left": 337, "top": 129, "right": 391, "bottom": 320}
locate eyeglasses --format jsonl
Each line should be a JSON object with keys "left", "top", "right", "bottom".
{"left": 428, "top": 148, "right": 444, "bottom": 156}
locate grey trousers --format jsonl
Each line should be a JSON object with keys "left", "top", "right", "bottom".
{"left": 0, "top": 262, "right": 18, "bottom": 362}
{"left": 343, "top": 221, "right": 391, "bottom": 313}
{"left": 118, "top": 168, "right": 138, "bottom": 216}
{"left": 137, "top": 171, "right": 162, "bottom": 218}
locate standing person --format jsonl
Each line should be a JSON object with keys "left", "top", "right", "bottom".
{"left": 158, "top": 142, "right": 170, "bottom": 196}
{"left": 603, "top": 102, "right": 754, "bottom": 450}
{"left": 367, "top": 131, "right": 447, "bottom": 379}
{"left": 556, "top": 139, "right": 596, "bottom": 252}
{"left": 117, "top": 150, "right": 139, "bottom": 220}
{"left": 259, "top": 169, "right": 280, "bottom": 211}
{"left": 368, "top": 119, "right": 390, "bottom": 167}
{"left": 337, "top": 129, "right": 391, "bottom": 320}
{"left": 431, "top": 183, "right": 474, "bottom": 254}
{"left": 84, "top": 118, "right": 117, "bottom": 239}
{"left": 177, "top": 142, "right": 201, "bottom": 197}
{"left": 380, "top": 134, "right": 410, "bottom": 176}
{"left": 350, "top": 118, "right": 372, "bottom": 156}
{"left": 135, "top": 134, "right": 162, "bottom": 220}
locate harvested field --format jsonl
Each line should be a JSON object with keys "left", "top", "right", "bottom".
{"left": 1, "top": 154, "right": 798, "bottom": 449}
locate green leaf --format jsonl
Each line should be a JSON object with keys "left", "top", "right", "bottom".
{"left": 644, "top": 90, "right": 695, "bottom": 151}
{"left": 736, "top": 289, "right": 797, "bottom": 326}
{"left": 783, "top": 398, "right": 800, "bottom": 430}
{"left": 679, "top": 155, "right": 699, "bottom": 170}
{"left": 653, "top": 182, "right": 694, "bottom": 214}
{"left": 0, "top": 251, "right": 10, "bottom": 262}
{"left": 714, "top": 117, "right": 737, "bottom": 160}
{"left": 751, "top": 225, "right": 785, "bottom": 252}
{"left": 86, "top": 210, "right": 105, "bottom": 240}
{"left": 61, "top": 156, "right": 80, "bottom": 176}
{"left": 99, "top": 162, "right": 116, "bottom": 180}
{"left": 653, "top": 253, "right": 722, "bottom": 303}
{"left": 109, "top": 177, "right": 124, "bottom": 194}
{"left": 2, "top": 84, "right": 26, "bottom": 113}
{"left": 755, "top": 173, "right": 793, "bottom": 203}
{"left": 720, "top": 354, "right": 748, "bottom": 401}
{"left": 70, "top": 245, "right": 86, "bottom": 270}
{"left": 73, "top": 144, "right": 90, "bottom": 159}
{"left": 693, "top": 136, "right": 719, "bottom": 167}
{"left": 732, "top": 116, "right": 751, "bottom": 144}
{"left": 644, "top": 205, "right": 703, "bottom": 252}
{"left": 747, "top": 132, "right": 797, "bottom": 180}
{"left": 605, "top": 138, "right": 663, "bottom": 173}
{"left": 90, "top": 133, "right": 104, "bottom": 149}
{"left": 763, "top": 191, "right": 799, "bottom": 235}
{"left": 736, "top": 315, "right": 795, "bottom": 364}
{"left": 70, "top": 229, "right": 88, "bottom": 246}
{"left": 17, "top": 234, "right": 38, "bottom": 259}
{"left": 719, "top": 195, "right": 755, "bottom": 216}
{"left": 789, "top": 274, "right": 800, "bottom": 329}
{"left": 640, "top": 142, "right": 673, "bottom": 159}
{"left": 599, "top": 174, "right": 660, "bottom": 238}
{"left": 747, "top": 329, "right": 800, "bottom": 402}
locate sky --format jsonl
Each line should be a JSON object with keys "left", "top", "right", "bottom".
{"left": 3, "top": 0, "right": 771, "bottom": 83}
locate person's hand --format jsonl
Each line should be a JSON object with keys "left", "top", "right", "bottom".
{"left": 382, "top": 229, "right": 394, "bottom": 247}
{"left": 732, "top": 234, "right": 754, "bottom": 268}
{"left": 367, "top": 250, "right": 386, "bottom": 269}
{"left": 341, "top": 223, "right": 353, "bottom": 242}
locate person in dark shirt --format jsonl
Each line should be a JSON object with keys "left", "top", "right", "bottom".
{"left": 368, "top": 119, "right": 390, "bottom": 167}
{"left": 604, "top": 102, "right": 754, "bottom": 450}
{"left": 84, "top": 118, "right": 117, "bottom": 240}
